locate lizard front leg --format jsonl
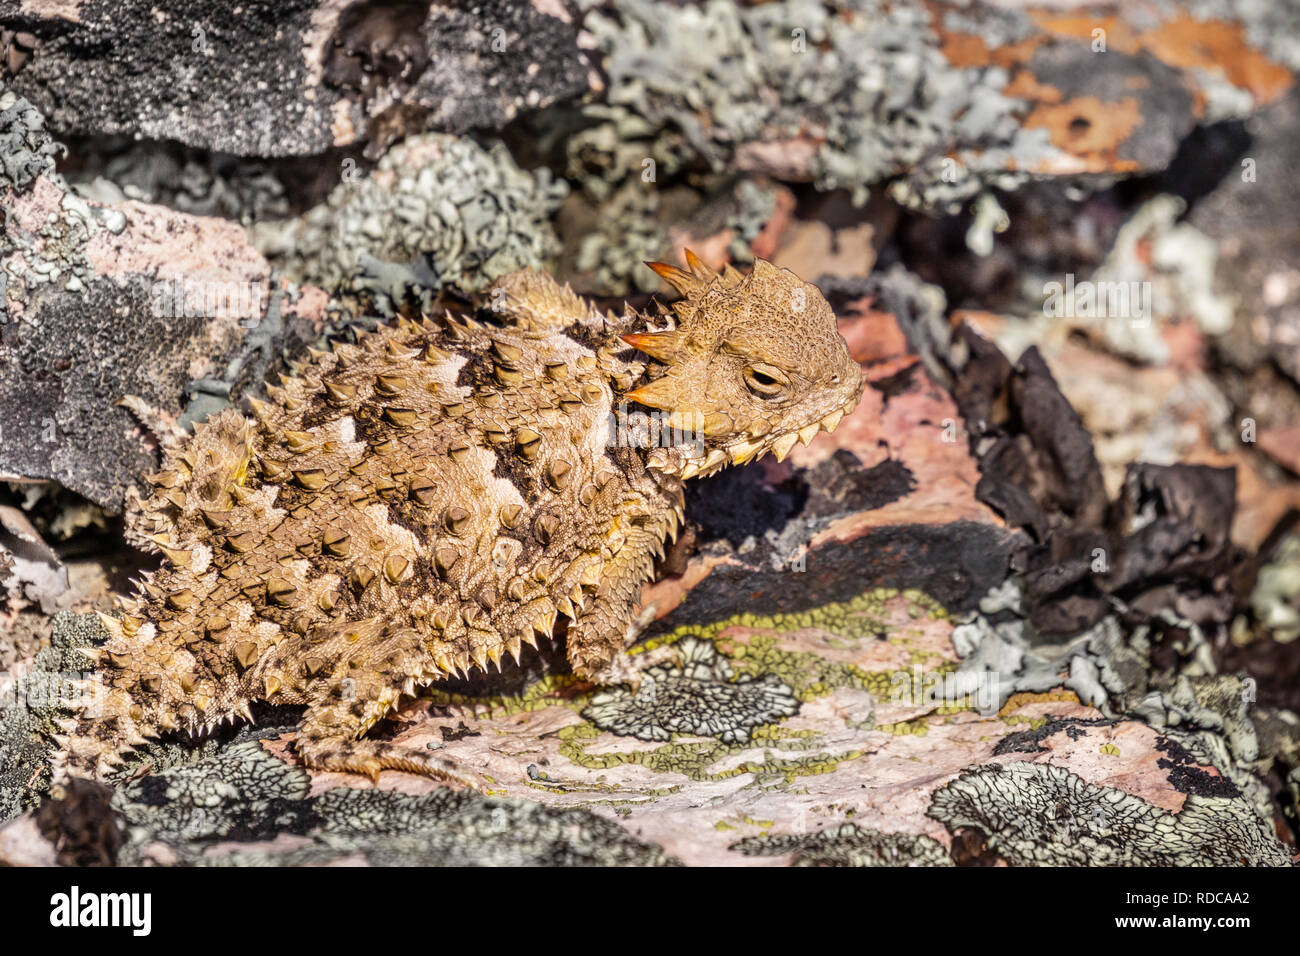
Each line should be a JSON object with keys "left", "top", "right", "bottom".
{"left": 565, "top": 488, "right": 685, "bottom": 688}
{"left": 294, "top": 672, "right": 487, "bottom": 792}
{"left": 570, "top": 602, "right": 683, "bottom": 689}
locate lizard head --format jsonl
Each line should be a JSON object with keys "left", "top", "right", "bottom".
{"left": 621, "top": 251, "right": 864, "bottom": 478}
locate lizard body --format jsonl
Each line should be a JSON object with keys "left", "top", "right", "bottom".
{"left": 53, "top": 253, "right": 863, "bottom": 788}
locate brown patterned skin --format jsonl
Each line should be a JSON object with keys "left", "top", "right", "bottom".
{"left": 53, "top": 254, "right": 863, "bottom": 789}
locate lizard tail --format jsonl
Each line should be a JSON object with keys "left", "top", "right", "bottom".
{"left": 50, "top": 620, "right": 157, "bottom": 783}
{"left": 51, "top": 603, "right": 256, "bottom": 783}
{"left": 54, "top": 407, "right": 264, "bottom": 782}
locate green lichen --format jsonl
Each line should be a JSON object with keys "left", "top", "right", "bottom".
{"left": 544, "top": 588, "right": 968, "bottom": 782}
{"left": 556, "top": 715, "right": 867, "bottom": 785}
{"left": 635, "top": 588, "right": 952, "bottom": 706}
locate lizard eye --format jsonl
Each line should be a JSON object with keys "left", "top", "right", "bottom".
{"left": 743, "top": 364, "right": 788, "bottom": 398}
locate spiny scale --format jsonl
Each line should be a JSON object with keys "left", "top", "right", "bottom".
{"left": 54, "top": 255, "right": 863, "bottom": 789}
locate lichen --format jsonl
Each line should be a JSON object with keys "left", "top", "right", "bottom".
{"left": 1204, "top": 0, "right": 1300, "bottom": 72}
{"left": 549, "top": 588, "right": 968, "bottom": 783}
{"left": 112, "top": 741, "right": 311, "bottom": 849}
{"left": 569, "top": 167, "right": 781, "bottom": 295}
{"left": 575, "top": 0, "right": 1047, "bottom": 207}
{"left": 1251, "top": 530, "right": 1300, "bottom": 643}
{"left": 109, "top": 742, "right": 679, "bottom": 866}
{"left": 0, "top": 610, "right": 101, "bottom": 820}
{"left": 951, "top": 581, "right": 1158, "bottom": 716}
{"left": 265, "top": 133, "right": 567, "bottom": 308}
{"left": 572, "top": 180, "right": 667, "bottom": 294}
{"left": 555, "top": 718, "right": 867, "bottom": 786}
{"left": 68, "top": 143, "right": 290, "bottom": 227}
{"left": 927, "top": 761, "right": 1292, "bottom": 866}
{"left": 638, "top": 587, "right": 951, "bottom": 703}
{"left": 0, "top": 88, "right": 93, "bottom": 314}
{"left": 732, "top": 822, "right": 954, "bottom": 866}
{"left": 582, "top": 636, "right": 799, "bottom": 743}
{"left": 0, "top": 88, "right": 63, "bottom": 195}
{"left": 0, "top": 545, "right": 12, "bottom": 596}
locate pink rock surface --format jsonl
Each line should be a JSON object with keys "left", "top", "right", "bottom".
{"left": 254, "top": 591, "right": 1220, "bottom": 866}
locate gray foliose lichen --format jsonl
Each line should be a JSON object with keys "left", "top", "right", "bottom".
{"left": 0, "top": 87, "right": 63, "bottom": 195}
{"left": 261, "top": 133, "right": 567, "bottom": 306}
{"left": 732, "top": 823, "right": 955, "bottom": 866}
{"left": 110, "top": 741, "right": 680, "bottom": 866}
{"left": 582, "top": 636, "right": 799, "bottom": 743}
{"left": 572, "top": 173, "right": 781, "bottom": 295}
{"left": 927, "top": 761, "right": 1293, "bottom": 866}
{"left": 0, "top": 86, "right": 91, "bottom": 309}
{"left": 949, "top": 575, "right": 1292, "bottom": 838}
{"left": 67, "top": 144, "right": 291, "bottom": 227}
{"left": 575, "top": 0, "right": 1048, "bottom": 206}
{"left": 0, "top": 611, "right": 100, "bottom": 821}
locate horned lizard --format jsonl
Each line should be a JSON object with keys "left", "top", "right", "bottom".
{"left": 53, "top": 253, "right": 863, "bottom": 789}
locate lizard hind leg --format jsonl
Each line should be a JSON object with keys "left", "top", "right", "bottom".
{"left": 294, "top": 672, "right": 487, "bottom": 793}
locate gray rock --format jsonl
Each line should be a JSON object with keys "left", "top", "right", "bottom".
{"left": 0, "top": 95, "right": 325, "bottom": 510}
{"left": 1, "top": 0, "right": 591, "bottom": 157}
{"left": 110, "top": 742, "right": 680, "bottom": 866}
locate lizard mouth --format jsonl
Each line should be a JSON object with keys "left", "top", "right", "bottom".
{"left": 677, "top": 387, "right": 863, "bottom": 480}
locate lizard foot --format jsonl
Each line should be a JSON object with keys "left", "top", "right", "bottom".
{"left": 586, "top": 643, "right": 683, "bottom": 691}
{"left": 295, "top": 733, "right": 489, "bottom": 793}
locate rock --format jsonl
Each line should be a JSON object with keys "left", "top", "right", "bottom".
{"left": 0, "top": 94, "right": 326, "bottom": 511}
{"left": 0, "top": 502, "right": 68, "bottom": 617}
{"left": 929, "top": 760, "right": 1290, "bottom": 866}
{"left": 0, "top": 814, "right": 59, "bottom": 867}
{"left": 1189, "top": 85, "right": 1300, "bottom": 389}
{"left": 104, "top": 741, "right": 679, "bottom": 866}
{"left": 6, "top": 582, "right": 1285, "bottom": 865}
{"left": 0, "top": 0, "right": 593, "bottom": 158}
